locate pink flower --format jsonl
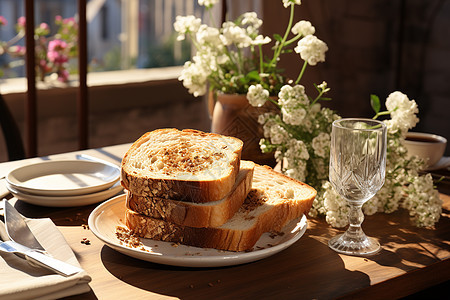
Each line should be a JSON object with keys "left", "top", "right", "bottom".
{"left": 39, "top": 23, "right": 49, "bottom": 31}
{"left": 55, "top": 15, "right": 62, "bottom": 22}
{"left": 8, "top": 45, "right": 26, "bottom": 57}
{"left": 48, "top": 39, "right": 67, "bottom": 51}
{"left": 17, "top": 16, "right": 26, "bottom": 27}
{"left": 47, "top": 39, "right": 69, "bottom": 63}
{"left": 16, "top": 45, "right": 26, "bottom": 55}
{"left": 39, "top": 59, "right": 51, "bottom": 72}
{"left": 0, "top": 16, "right": 7, "bottom": 26}
{"left": 57, "top": 69, "right": 69, "bottom": 82}
{"left": 36, "top": 22, "right": 50, "bottom": 36}
{"left": 63, "top": 17, "right": 76, "bottom": 25}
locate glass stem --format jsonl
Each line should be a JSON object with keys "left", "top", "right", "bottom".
{"left": 346, "top": 203, "right": 365, "bottom": 240}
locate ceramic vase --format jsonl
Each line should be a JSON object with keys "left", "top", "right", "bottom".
{"left": 211, "top": 93, "right": 277, "bottom": 167}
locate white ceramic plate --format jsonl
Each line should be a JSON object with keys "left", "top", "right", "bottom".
{"left": 7, "top": 182, "right": 124, "bottom": 207}
{"left": 425, "top": 156, "right": 450, "bottom": 171}
{"left": 88, "top": 195, "right": 308, "bottom": 268}
{"left": 6, "top": 160, "right": 120, "bottom": 196}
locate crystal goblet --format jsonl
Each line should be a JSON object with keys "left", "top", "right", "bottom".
{"left": 328, "top": 118, "right": 387, "bottom": 256}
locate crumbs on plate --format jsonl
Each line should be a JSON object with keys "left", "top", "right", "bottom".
{"left": 115, "top": 226, "right": 150, "bottom": 252}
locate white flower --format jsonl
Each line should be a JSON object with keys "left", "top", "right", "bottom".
{"left": 311, "top": 103, "right": 321, "bottom": 114}
{"left": 277, "top": 85, "right": 310, "bottom": 125}
{"left": 261, "top": 115, "right": 279, "bottom": 138}
{"left": 323, "top": 182, "right": 349, "bottom": 228}
{"left": 198, "top": 0, "right": 219, "bottom": 8}
{"left": 311, "top": 158, "right": 327, "bottom": 180}
{"left": 252, "top": 35, "right": 272, "bottom": 45}
{"left": 247, "top": 84, "right": 269, "bottom": 107}
{"left": 269, "top": 124, "right": 289, "bottom": 145}
{"left": 241, "top": 12, "right": 263, "bottom": 35}
{"left": 285, "top": 163, "right": 307, "bottom": 182}
{"left": 402, "top": 173, "right": 442, "bottom": 227}
{"left": 221, "top": 22, "right": 252, "bottom": 48}
{"left": 258, "top": 112, "right": 273, "bottom": 125}
{"left": 384, "top": 91, "right": 419, "bottom": 133}
{"left": 281, "top": 106, "right": 306, "bottom": 125}
{"left": 196, "top": 25, "right": 222, "bottom": 47}
{"left": 294, "top": 35, "right": 328, "bottom": 65}
{"left": 178, "top": 60, "right": 209, "bottom": 97}
{"left": 173, "top": 15, "right": 202, "bottom": 41}
{"left": 286, "top": 138, "right": 309, "bottom": 160}
{"left": 194, "top": 47, "right": 218, "bottom": 72}
{"left": 283, "top": 0, "right": 302, "bottom": 8}
{"left": 312, "top": 132, "right": 330, "bottom": 158}
{"left": 317, "top": 81, "right": 328, "bottom": 91}
{"left": 278, "top": 84, "right": 309, "bottom": 107}
{"left": 291, "top": 20, "right": 315, "bottom": 36}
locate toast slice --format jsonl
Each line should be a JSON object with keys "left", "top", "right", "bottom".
{"left": 121, "top": 129, "right": 243, "bottom": 203}
{"left": 126, "top": 160, "right": 255, "bottom": 228}
{"left": 125, "top": 164, "right": 317, "bottom": 252}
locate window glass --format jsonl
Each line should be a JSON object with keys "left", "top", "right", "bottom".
{"left": 0, "top": 0, "right": 207, "bottom": 80}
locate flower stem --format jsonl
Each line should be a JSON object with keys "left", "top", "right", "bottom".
{"left": 269, "top": 4, "right": 295, "bottom": 68}
{"left": 268, "top": 97, "right": 281, "bottom": 108}
{"left": 372, "top": 110, "right": 391, "bottom": 120}
{"left": 237, "top": 47, "right": 243, "bottom": 74}
{"left": 311, "top": 92, "right": 323, "bottom": 106}
{"left": 223, "top": 47, "right": 239, "bottom": 73}
{"left": 6, "top": 31, "right": 25, "bottom": 47}
{"left": 284, "top": 34, "right": 301, "bottom": 47}
{"left": 295, "top": 60, "right": 308, "bottom": 84}
{"left": 259, "top": 44, "right": 264, "bottom": 74}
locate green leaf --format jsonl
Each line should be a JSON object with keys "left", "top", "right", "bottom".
{"left": 281, "top": 49, "right": 293, "bottom": 54}
{"left": 370, "top": 94, "right": 381, "bottom": 114}
{"left": 246, "top": 70, "right": 261, "bottom": 82}
{"left": 313, "top": 83, "right": 319, "bottom": 92}
{"left": 273, "top": 34, "right": 283, "bottom": 42}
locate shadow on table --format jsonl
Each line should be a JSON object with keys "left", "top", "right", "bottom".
{"left": 365, "top": 207, "right": 450, "bottom": 270}
{"left": 99, "top": 235, "right": 370, "bottom": 299}
{"left": 10, "top": 199, "right": 100, "bottom": 226}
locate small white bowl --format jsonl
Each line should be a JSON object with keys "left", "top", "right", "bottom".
{"left": 404, "top": 132, "right": 447, "bottom": 168}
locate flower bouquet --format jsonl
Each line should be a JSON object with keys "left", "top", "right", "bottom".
{"left": 174, "top": 0, "right": 326, "bottom": 98}
{"left": 174, "top": 0, "right": 328, "bottom": 165}
{"left": 176, "top": 0, "right": 442, "bottom": 228}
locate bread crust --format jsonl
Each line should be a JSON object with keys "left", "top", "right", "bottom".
{"left": 126, "top": 161, "right": 255, "bottom": 228}
{"left": 126, "top": 209, "right": 261, "bottom": 251}
{"left": 125, "top": 164, "right": 317, "bottom": 252}
{"left": 121, "top": 129, "right": 243, "bottom": 203}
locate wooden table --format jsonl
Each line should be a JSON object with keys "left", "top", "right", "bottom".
{"left": 1, "top": 144, "right": 449, "bottom": 299}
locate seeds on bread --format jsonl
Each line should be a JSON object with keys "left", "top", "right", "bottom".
{"left": 126, "top": 160, "right": 255, "bottom": 228}
{"left": 121, "top": 129, "right": 243, "bottom": 203}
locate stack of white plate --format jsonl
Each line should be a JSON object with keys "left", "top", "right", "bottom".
{"left": 5, "top": 160, "right": 122, "bottom": 207}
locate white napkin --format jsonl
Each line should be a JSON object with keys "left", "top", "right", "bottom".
{"left": 0, "top": 216, "right": 91, "bottom": 300}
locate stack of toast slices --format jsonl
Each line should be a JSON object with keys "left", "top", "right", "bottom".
{"left": 120, "top": 128, "right": 317, "bottom": 252}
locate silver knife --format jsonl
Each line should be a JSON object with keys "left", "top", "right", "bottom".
{"left": 0, "top": 239, "right": 83, "bottom": 276}
{"left": 4, "top": 200, "right": 45, "bottom": 251}
{"left": 3, "top": 200, "right": 84, "bottom": 276}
